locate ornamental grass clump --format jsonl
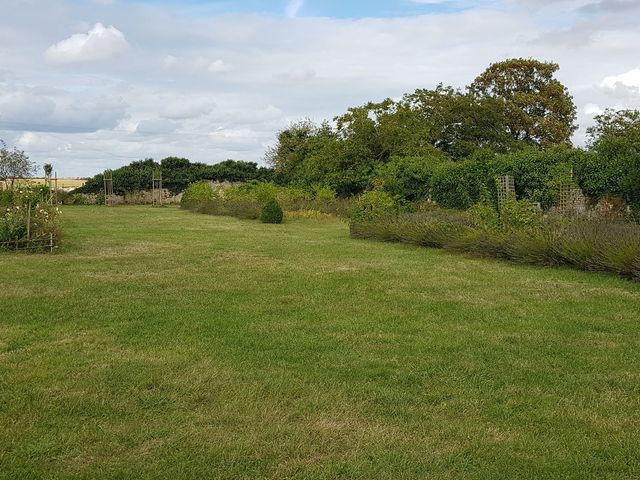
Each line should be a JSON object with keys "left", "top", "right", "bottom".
{"left": 350, "top": 200, "right": 640, "bottom": 281}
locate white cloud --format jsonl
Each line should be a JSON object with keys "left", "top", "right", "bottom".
{"left": 208, "top": 59, "right": 229, "bottom": 73}
{"left": 583, "top": 103, "right": 603, "bottom": 116}
{"left": 44, "top": 23, "right": 129, "bottom": 65}
{"left": 276, "top": 69, "right": 316, "bottom": 83}
{"left": 286, "top": 0, "right": 304, "bottom": 18}
{"left": 136, "top": 119, "right": 177, "bottom": 135}
{"left": 600, "top": 68, "right": 640, "bottom": 98}
{"left": 159, "top": 96, "right": 216, "bottom": 120}
{"left": 0, "top": 84, "right": 127, "bottom": 133}
{"left": 0, "top": 0, "right": 639, "bottom": 176}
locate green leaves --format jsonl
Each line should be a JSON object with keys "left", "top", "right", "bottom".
{"left": 469, "top": 58, "right": 577, "bottom": 148}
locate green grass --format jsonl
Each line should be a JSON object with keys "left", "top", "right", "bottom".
{"left": 1, "top": 205, "right": 639, "bottom": 479}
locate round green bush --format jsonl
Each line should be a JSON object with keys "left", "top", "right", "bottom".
{"left": 260, "top": 200, "right": 283, "bottom": 224}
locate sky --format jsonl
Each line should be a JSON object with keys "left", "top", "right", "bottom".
{"left": 1, "top": 0, "right": 640, "bottom": 176}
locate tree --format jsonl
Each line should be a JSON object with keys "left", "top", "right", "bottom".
{"left": 469, "top": 58, "right": 577, "bottom": 148}
{"left": 375, "top": 155, "right": 445, "bottom": 202}
{"left": 587, "top": 109, "right": 640, "bottom": 149}
{"left": 43, "top": 163, "right": 53, "bottom": 178}
{"left": 265, "top": 120, "right": 323, "bottom": 177}
{"left": 580, "top": 109, "right": 640, "bottom": 214}
{"left": 75, "top": 157, "right": 273, "bottom": 195}
{"left": 0, "top": 140, "right": 36, "bottom": 190}
{"left": 400, "top": 85, "right": 515, "bottom": 159}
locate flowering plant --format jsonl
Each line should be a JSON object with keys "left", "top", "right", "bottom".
{"left": 0, "top": 187, "right": 61, "bottom": 249}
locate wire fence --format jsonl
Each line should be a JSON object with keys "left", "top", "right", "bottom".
{"left": 0, "top": 233, "right": 56, "bottom": 252}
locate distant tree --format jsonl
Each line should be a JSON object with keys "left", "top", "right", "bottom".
{"left": 75, "top": 157, "right": 274, "bottom": 195}
{"left": 0, "top": 140, "right": 36, "bottom": 190}
{"left": 43, "top": 163, "right": 53, "bottom": 178}
{"left": 469, "top": 58, "right": 577, "bottom": 148}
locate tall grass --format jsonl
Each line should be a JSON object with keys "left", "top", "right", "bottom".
{"left": 351, "top": 212, "right": 640, "bottom": 281}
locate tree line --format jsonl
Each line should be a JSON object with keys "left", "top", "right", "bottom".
{"left": 266, "top": 58, "right": 639, "bottom": 213}
{"left": 75, "top": 157, "right": 273, "bottom": 195}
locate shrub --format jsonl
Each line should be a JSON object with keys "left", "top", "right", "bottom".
{"left": 350, "top": 190, "right": 397, "bottom": 223}
{"left": 499, "top": 198, "right": 542, "bottom": 230}
{"left": 260, "top": 200, "right": 284, "bottom": 224}
{"left": 181, "top": 181, "right": 217, "bottom": 204}
{"left": 469, "top": 200, "right": 500, "bottom": 231}
{"left": 376, "top": 155, "right": 444, "bottom": 202}
{"left": 0, "top": 190, "right": 15, "bottom": 208}
{"left": 313, "top": 185, "right": 337, "bottom": 203}
{"left": 350, "top": 208, "right": 640, "bottom": 281}
{"left": 0, "top": 189, "right": 62, "bottom": 250}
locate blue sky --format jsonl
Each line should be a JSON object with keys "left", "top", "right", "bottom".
{"left": 129, "top": 0, "right": 491, "bottom": 18}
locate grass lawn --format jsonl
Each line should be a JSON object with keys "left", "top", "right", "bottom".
{"left": 1, "top": 205, "right": 639, "bottom": 479}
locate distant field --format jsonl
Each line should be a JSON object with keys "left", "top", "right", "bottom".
{"left": 1, "top": 206, "right": 639, "bottom": 479}
{"left": 2, "top": 177, "right": 87, "bottom": 191}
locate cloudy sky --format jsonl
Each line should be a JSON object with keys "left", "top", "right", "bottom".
{"left": 1, "top": 0, "right": 639, "bottom": 176}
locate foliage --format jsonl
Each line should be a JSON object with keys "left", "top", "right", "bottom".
{"left": 580, "top": 108, "right": 640, "bottom": 215}
{"left": 181, "top": 181, "right": 217, "bottom": 204}
{"left": 427, "top": 147, "right": 590, "bottom": 210}
{"left": 350, "top": 189, "right": 397, "bottom": 223}
{"left": 0, "top": 140, "right": 36, "bottom": 190}
{"left": 351, "top": 210, "right": 640, "bottom": 280}
{"left": 469, "top": 58, "right": 578, "bottom": 148}
{"left": 398, "top": 85, "right": 516, "bottom": 158}
{"left": 76, "top": 158, "right": 273, "bottom": 195}
{"left": 0, "top": 189, "right": 16, "bottom": 208}
{"left": 312, "top": 185, "right": 337, "bottom": 203}
{"left": 0, "top": 187, "right": 61, "bottom": 249}
{"left": 430, "top": 158, "right": 493, "bottom": 209}
{"left": 191, "top": 199, "right": 262, "bottom": 220}
{"left": 499, "top": 198, "right": 542, "bottom": 229}
{"left": 43, "top": 163, "right": 53, "bottom": 178}
{"left": 468, "top": 198, "right": 500, "bottom": 230}
{"left": 260, "top": 200, "right": 284, "bottom": 224}
{"left": 375, "top": 155, "right": 444, "bottom": 202}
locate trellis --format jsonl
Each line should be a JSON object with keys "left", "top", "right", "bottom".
{"left": 152, "top": 169, "right": 163, "bottom": 207}
{"left": 496, "top": 175, "right": 515, "bottom": 210}
{"left": 557, "top": 184, "right": 588, "bottom": 215}
{"left": 103, "top": 170, "right": 115, "bottom": 206}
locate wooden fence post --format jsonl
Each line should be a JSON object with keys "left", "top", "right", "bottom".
{"left": 26, "top": 202, "right": 31, "bottom": 241}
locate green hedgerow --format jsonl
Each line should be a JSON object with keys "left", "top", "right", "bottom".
{"left": 260, "top": 199, "right": 284, "bottom": 224}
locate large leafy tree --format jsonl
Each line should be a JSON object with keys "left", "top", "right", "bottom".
{"left": 469, "top": 58, "right": 577, "bottom": 148}
{"left": 400, "top": 85, "right": 515, "bottom": 158}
